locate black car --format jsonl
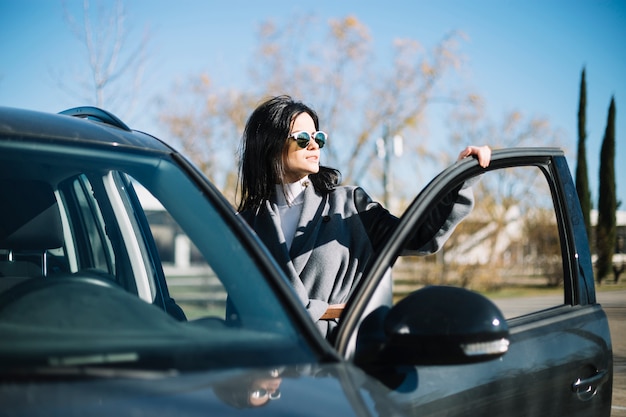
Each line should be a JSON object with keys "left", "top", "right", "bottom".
{"left": 0, "top": 106, "right": 612, "bottom": 416}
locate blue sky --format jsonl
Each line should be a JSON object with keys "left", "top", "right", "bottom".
{"left": 1, "top": 0, "right": 625, "bottom": 207}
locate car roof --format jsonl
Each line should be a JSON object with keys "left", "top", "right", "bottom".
{"left": 0, "top": 106, "right": 174, "bottom": 153}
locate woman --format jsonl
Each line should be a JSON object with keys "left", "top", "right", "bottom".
{"left": 237, "top": 95, "right": 490, "bottom": 338}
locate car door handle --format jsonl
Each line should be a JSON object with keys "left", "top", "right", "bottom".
{"left": 571, "top": 369, "right": 609, "bottom": 400}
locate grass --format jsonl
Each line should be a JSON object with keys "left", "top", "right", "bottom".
{"left": 393, "top": 278, "right": 626, "bottom": 302}
{"left": 479, "top": 285, "right": 563, "bottom": 299}
{"left": 479, "top": 280, "right": 626, "bottom": 299}
{"left": 596, "top": 280, "right": 626, "bottom": 292}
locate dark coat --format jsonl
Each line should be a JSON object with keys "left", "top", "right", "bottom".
{"left": 240, "top": 183, "right": 474, "bottom": 337}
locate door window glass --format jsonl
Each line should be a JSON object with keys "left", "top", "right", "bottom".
{"left": 63, "top": 175, "right": 115, "bottom": 274}
{"left": 392, "top": 166, "right": 564, "bottom": 319}
{"left": 135, "top": 183, "right": 227, "bottom": 320}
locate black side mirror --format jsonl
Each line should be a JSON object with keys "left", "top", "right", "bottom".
{"left": 356, "top": 286, "right": 509, "bottom": 368}
{"left": 385, "top": 286, "right": 509, "bottom": 365}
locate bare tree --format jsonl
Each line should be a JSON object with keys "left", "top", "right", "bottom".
{"left": 56, "top": 0, "right": 150, "bottom": 120}
{"left": 159, "top": 15, "right": 478, "bottom": 205}
{"left": 155, "top": 13, "right": 568, "bottom": 288}
{"left": 407, "top": 103, "right": 568, "bottom": 288}
{"left": 158, "top": 14, "right": 566, "bottom": 213}
{"left": 249, "top": 18, "right": 473, "bottom": 193}
{"left": 158, "top": 75, "right": 253, "bottom": 202}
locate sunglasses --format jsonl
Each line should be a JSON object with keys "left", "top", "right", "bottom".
{"left": 250, "top": 388, "right": 281, "bottom": 401}
{"left": 288, "top": 131, "right": 327, "bottom": 149}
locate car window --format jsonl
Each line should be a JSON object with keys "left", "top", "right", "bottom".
{"left": 51, "top": 172, "right": 152, "bottom": 300}
{"left": 391, "top": 165, "right": 565, "bottom": 319}
{"left": 0, "top": 142, "right": 316, "bottom": 371}
{"left": 63, "top": 175, "right": 114, "bottom": 274}
{"left": 133, "top": 182, "right": 227, "bottom": 320}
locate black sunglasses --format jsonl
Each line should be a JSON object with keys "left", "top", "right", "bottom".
{"left": 250, "top": 388, "right": 281, "bottom": 400}
{"left": 288, "top": 131, "right": 327, "bottom": 149}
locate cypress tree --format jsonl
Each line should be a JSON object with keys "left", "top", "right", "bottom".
{"left": 575, "top": 68, "right": 592, "bottom": 241}
{"left": 596, "top": 97, "right": 617, "bottom": 283}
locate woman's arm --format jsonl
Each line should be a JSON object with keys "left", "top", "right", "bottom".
{"left": 356, "top": 145, "right": 490, "bottom": 254}
{"left": 355, "top": 184, "right": 474, "bottom": 255}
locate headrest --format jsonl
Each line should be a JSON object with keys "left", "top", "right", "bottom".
{"left": 0, "top": 180, "right": 64, "bottom": 250}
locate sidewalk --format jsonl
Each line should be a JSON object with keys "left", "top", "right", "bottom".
{"left": 597, "top": 290, "right": 626, "bottom": 417}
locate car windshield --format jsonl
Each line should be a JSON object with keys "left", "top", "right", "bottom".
{"left": 0, "top": 138, "right": 316, "bottom": 374}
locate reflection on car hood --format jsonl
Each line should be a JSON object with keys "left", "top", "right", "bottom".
{"left": 0, "top": 362, "right": 396, "bottom": 417}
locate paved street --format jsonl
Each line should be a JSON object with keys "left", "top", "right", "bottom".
{"left": 598, "top": 290, "right": 626, "bottom": 417}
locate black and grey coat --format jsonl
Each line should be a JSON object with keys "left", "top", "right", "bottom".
{"left": 240, "top": 182, "right": 474, "bottom": 337}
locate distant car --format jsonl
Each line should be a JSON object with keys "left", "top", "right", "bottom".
{"left": 0, "top": 106, "right": 612, "bottom": 416}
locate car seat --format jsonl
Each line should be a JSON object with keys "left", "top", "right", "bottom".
{"left": 0, "top": 179, "right": 64, "bottom": 292}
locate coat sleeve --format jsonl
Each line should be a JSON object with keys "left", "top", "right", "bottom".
{"left": 354, "top": 181, "right": 475, "bottom": 255}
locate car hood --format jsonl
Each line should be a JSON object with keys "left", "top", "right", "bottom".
{"left": 0, "top": 362, "right": 397, "bottom": 417}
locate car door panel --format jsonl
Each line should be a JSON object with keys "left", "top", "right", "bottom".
{"left": 339, "top": 148, "right": 613, "bottom": 416}
{"left": 381, "top": 305, "right": 611, "bottom": 416}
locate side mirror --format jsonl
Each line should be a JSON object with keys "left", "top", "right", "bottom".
{"left": 356, "top": 286, "right": 509, "bottom": 367}
{"left": 385, "top": 286, "right": 509, "bottom": 365}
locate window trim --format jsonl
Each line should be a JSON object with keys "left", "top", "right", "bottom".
{"left": 102, "top": 171, "right": 152, "bottom": 302}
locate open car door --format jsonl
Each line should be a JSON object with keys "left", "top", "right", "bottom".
{"left": 336, "top": 148, "right": 613, "bottom": 417}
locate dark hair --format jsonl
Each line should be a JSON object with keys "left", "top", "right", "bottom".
{"left": 237, "top": 95, "right": 340, "bottom": 212}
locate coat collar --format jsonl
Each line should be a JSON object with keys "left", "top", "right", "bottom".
{"left": 251, "top": 185, "right": 328, "bottom": 277}
{"left": 289, "top": 185, "right": 328, "bottom": 273}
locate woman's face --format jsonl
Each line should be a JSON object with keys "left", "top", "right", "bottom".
{"left": 282, "top": 112, "right": 321, "bottom": 183}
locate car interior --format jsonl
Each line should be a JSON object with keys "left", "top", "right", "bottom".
{"left": 0, "top": 179, "right": 67, "bottom": 292}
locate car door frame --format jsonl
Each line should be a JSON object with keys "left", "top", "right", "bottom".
{"left": 335, "top": 147, "right": 613, "bottom": 416}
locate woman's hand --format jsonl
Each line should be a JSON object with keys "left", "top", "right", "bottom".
{"left": 458, "top": 145, "right": 491, "bottom": 168}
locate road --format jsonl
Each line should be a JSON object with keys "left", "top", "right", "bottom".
{"left": 598, "top": 290, "right": 626, "bottom": 417}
